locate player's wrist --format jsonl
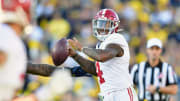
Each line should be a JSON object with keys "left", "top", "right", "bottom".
{"left": 156, "top": 86, "right": 160, "bottom": 92}
{"left": 81, "top": 47, "right": 84, "bottom": 52}
{"left": 77, "top": 46, "right": 83, "bottom": 51}
{"left": 77, "top": 47, "right": 82, "bottom": 51}
{"left": 71, "top": 52, "right": 78, "bottom": 58}
{"left": 81, "top": 47, "right": 88, "bottom": 52}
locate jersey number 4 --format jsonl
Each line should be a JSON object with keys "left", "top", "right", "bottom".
{"left": 96, "top": 62, "right": 105, "bottom": 84}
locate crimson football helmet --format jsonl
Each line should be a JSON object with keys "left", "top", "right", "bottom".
{"left": 0, "top": 0, "right": 32, "bottom": 26}
{"left": 92, "top": 9, "right": 120, "bottom": 41}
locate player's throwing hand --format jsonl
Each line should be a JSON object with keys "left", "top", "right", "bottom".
{"left": 68, "top": 38, "right": 83, "bottom": 51}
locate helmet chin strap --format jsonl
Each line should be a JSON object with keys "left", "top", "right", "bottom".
{"left": 95, "top": 27, "right": 116, "bottom": 41}
{"left": 100, "top": 31, "right": 106, "bottom": 35}
{"left": 96, "top": 33, "right": 111, "bottom": 41}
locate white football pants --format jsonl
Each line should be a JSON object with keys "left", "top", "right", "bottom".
{"left": 101, "top": 86, "right": 139, "bottom": 101}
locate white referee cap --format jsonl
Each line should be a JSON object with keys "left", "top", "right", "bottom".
{"left": 146, "top": 38, "right": 162, "bottom": 49}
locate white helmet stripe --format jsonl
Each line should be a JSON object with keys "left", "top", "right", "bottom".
{"left": 102, "top": 9, "right": 106, "bottom": 15}
{"left": 102, "top": 9, "right": 107, "bottom": 18}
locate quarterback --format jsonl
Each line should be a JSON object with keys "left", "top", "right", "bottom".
{"left": 68, "top": 9, "right": 138, "bottom": 101}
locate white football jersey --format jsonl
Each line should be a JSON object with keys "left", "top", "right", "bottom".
{"left": 0, "top": 24, "right": 27, "bottom": 100}
{"left": 96, "top": 33, "right": 133, "bottom": 93}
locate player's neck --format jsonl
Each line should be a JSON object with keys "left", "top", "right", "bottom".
{"left": 149, "top": 59, "right": 159, "bottom": 67}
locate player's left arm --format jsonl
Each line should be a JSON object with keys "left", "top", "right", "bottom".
{"left": 82, "top": 43, "right": 124, "bottom": 62}
{"left": 27, "top": 62, "right": 90, "bottom": 77}
{"left": 68, "top": 38, "right": 124, "bottom": 62}
{"left": 26, "top": 62, "right": 58, "bottom": 76}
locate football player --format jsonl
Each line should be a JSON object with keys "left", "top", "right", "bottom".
{"left": 0, "top": 0, "right": 30, "bottom": 100}
{"left": 0, "top": 0, "right": 72, "bottom": 100}
{"left": 68, "top": 9, "right": 139, "bottom": 101}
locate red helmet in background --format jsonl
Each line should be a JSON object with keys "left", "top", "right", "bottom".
{"left": 0, "top": 0, "right": 31, "bottom": 27}
{"left": 92, "top": 9, "right": 120, "bottom": 41}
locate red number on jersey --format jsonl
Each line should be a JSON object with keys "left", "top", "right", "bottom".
{"left": 96, "top": 62, "right": 105, "bottom": 84}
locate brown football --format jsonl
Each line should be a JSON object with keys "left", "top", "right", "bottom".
{"left": 51, "top": 38, "right": 69, "bottom": 66}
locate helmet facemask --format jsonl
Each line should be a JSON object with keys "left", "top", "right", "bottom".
{"left": 92, "top": 19, "right": 119, "bottom": 41}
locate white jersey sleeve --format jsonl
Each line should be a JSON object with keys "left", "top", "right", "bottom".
{"left": 0, "top": 24, "right": 27, "bottom": 100}
{"left": 103, "top": 33, "right": 128, "bottom": 47}
{"left": 99, "top": 33, "right": 130, "bottom": 62}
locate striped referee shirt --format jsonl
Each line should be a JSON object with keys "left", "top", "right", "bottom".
{"left": 131, "top": 60, "right": 178, "bottom": 101}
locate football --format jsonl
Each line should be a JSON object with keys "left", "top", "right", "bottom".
{"left": 51, "top": 38, "right": 69, "bottom": 66}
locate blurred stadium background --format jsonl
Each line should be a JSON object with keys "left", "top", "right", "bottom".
{"left": 3, "top": 0, "right": 180, "bottom": 100}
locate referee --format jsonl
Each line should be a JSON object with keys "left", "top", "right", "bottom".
{"left": 131, "top": 38, "right": 178, "bottom": 101}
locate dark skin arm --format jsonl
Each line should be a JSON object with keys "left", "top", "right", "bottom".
{"left": 27, "top": 41, "right": 124, "bottom": 77}
{"left": 71, "top": 53, "right": 97, "bottom": 76}
{"left": 26, "top": 62, "right": 60, "bottom": 76}
{"left": 83, "top": 44, "right": 124, "bottom": 62}
{"left": 27, "top": 63, "right": 90, "bottom": 77}
{"left": 68, "top": 39, "right": 124, "bottom": 75}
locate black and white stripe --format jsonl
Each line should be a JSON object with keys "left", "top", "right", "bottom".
{"left": 131, "top": 61, "right": 178, "bottom": 101}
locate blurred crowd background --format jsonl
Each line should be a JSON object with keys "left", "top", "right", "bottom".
{"left": 20, "top": 0, "right": 180, "bottom": 100}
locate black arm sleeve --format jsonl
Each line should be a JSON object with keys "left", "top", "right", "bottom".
{"left": 69, "top": 66, "right": 92, "bottom": 77}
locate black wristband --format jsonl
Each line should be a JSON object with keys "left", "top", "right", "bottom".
{"left": 156, "top": 86, "right": 160, "bottom": 92}
{"left": 71, "top": 53, "right": 78, "bottom": 58}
